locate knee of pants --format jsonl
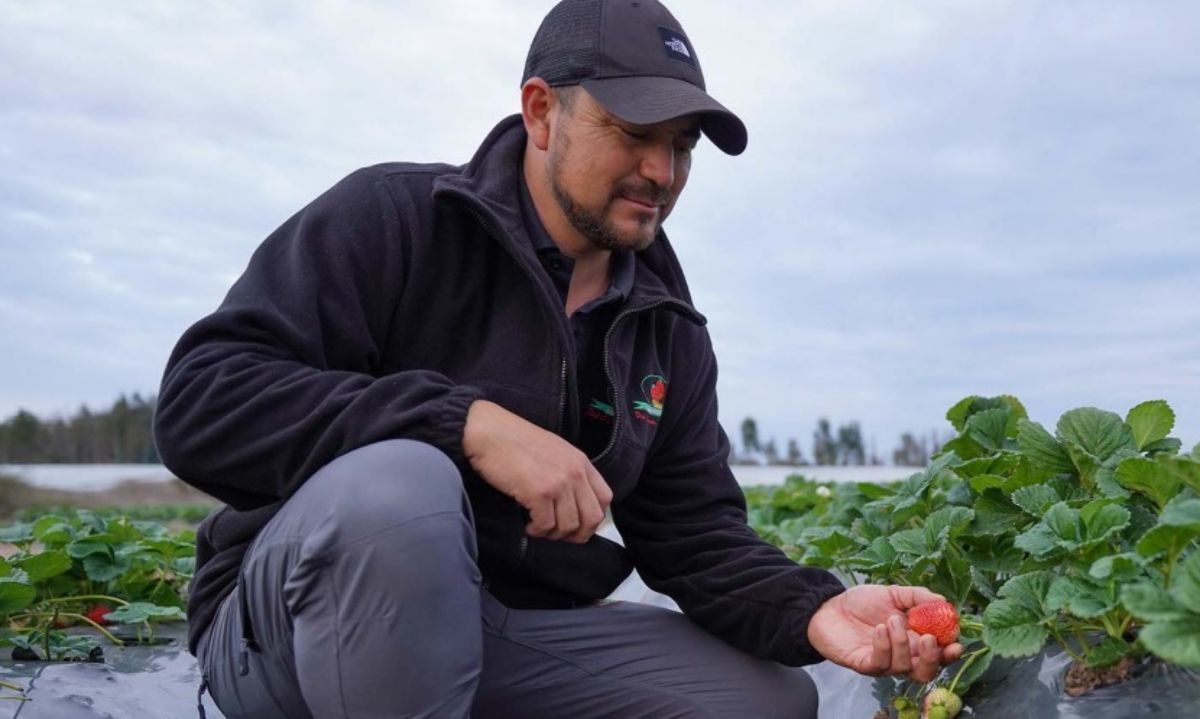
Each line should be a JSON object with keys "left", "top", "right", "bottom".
{"left": 762, "top": 666, "right": 819, "bottom": 719}
{"left": 294, "top": 439, "right": 470, "bottom": 544}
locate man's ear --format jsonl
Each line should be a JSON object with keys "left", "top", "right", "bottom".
{"left": 521, "top": 78, "right": 554, "bottom": 152}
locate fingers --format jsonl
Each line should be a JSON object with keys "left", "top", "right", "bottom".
{"left": 547, "top": 493, "right": 582, "bottom": 541}
{"left": 564, "top": 479, "right": 606, "bottom": 544}
{"left": 908, "top": 634, "right": 941, "bottom": 683}
{"left": 869, "top": 623, "right": 892, "bottom": 675}
{"left": 889, "top": 584, "right": 946, "bottom": 608}
{"left": 887, "top": 615, "right": 912, "bottom": 675}
{"left": 525, "top": 497, "right": 557, "bottom": 538}
{"left": 941, "top": 642, "right": 965, "bottom": 664}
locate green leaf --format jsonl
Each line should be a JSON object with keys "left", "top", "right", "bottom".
{"left": 1056, "top": 407, "right": 1137, "bottom": 461}
{"left": 1087, "top": 636, "right": 1132, "bottom": 668}
{"left": 0, "top": 578, "right": 37, "bottom": 614}
{"left": 968, "top": 474, "right": 1009, "bottom": 493}
{"left": 1018, "top": 419, "right": 1074, "bottom": 473}
{"left": 1161, "top": 499, "right": 1200, "bottom": 530}
{"left": 1090, "top": 553, "right": 1146, "bottom": 582}
{"left": 1136, "top": 524, "right": 1198, "bottom": 559}
{"left": 1143, "top": 438, "right": 1183, "bottom": 456}
{"left": 955, "top": 648, "right": 995, "bottom": 691}
{"left": 1014, "top": 524, "right": 1061, "bottom": 558}
{"left": 1080, "top": 501, "right": 1131, "bottom": 547}
{"left": 890, "top": 528, "right": 937, "bottom": 563}
{"left": 1064, "top": 443, "right": 1101, "bottom": 489}
{"left": 1011, "top": 484, "right": 1060, "bottom": 517}
{"left": 1095, "top": 449, "right": 1137, "bottom": 499}
{"left": 1165, "top": 456, "right": 1200, "bottom": 494}
{"left": 1044, "top": 502, "right": 1082, "bottom": 544}
{"left": 982, "top": 598, "right": 1050, "bottom": 657}
{"left": 967, "top": 408, "right": 1010, "bottom": 452}
{"left": 1116, "top": 456, "right": 1182, "bottom": 511}
{"left": 940, "top": 435, "right": 986, "bottom": 462}
{"left": 946, "top": 396, "right": 978, "bottom": 432}
{"left": 925, "top": 506, "right": 975, "bottom": 542}
{"left": 15, "top": 550, "right": 72, "bottom": 583}
{"left": 972, "top": 490, "right": 1027, "bottom": 536}
{"left": 0, "top": 523, "right": 34, "bottom": 544}
{"left": 67, "top": 540, "right": 112, "bottom": 559}
{"left": 103, "top": 601, "right": 186, "bottom": 625}
{"left": 997, "top": 571, "right": 1056, "bottom": 616}
{"left": 849, "top": 537, "right": 898, "bottom": 572}
{"left": 1172, "top": 550, "right": 1200, "bottom": 614}
{"left": 1122, "top": 581, "right": 1188, "bottom": 622}
{"left": 1126, "top": 400, "right": 1175, "bottom": 450}
{"left": 82, "top": 552, "right": 132, "bottom": 583}
{"left": 1137, "top": 618, "right": 1200, "bottom": 668}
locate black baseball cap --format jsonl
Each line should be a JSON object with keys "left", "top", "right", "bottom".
{"left": 521, "top": 0, "right": 748, "bottom": 155}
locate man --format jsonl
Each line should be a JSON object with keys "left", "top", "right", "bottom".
{"left": 156, "top": 1, "right": 963, "bottom": 717}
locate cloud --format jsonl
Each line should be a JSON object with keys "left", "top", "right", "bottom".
{"left": 1, "top": 0, "right": 1198, "bottom": 454}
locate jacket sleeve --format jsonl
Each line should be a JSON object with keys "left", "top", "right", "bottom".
{"left": 612, "top": 333, "right": 845, "bottom": 666}
{"left": 153, "top": 167, "right": 483, "bottom": 509}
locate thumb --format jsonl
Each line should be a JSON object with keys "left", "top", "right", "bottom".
{"left": 888, "top": 585, "right": 946, "bottom": 609}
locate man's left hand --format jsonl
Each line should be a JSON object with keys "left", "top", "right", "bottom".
{"left": 806, "top": 585, "right": 964, "bottom": 683}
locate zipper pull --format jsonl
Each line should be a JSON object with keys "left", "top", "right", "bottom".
{"left": 237, "top": 639, "right": 250, "bottom": 677}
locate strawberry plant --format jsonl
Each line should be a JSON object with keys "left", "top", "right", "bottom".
{"left": 0, "top": 510, "right": 191, "bottom": 661}
{"left": 748, "top": 395, "right": 1200, "bottom": 714}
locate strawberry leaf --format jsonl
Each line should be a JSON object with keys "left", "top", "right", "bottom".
{"left": 1126, "top": 400, "right": 1175, "bottom": 451}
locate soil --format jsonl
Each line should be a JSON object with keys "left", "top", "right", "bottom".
{"left": 1063, "top": 655, "right": 1137, "bottom": 697}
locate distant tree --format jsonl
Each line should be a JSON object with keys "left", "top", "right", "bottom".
{"left": 741, "top": 417, "right": 760, "bottom": 456}
{"left": 0, "top": 394, "right": 159, "bottom": 464}
{"left": 763, "top": 437, "right": 779, "bottom": 465}
{"left": 836, "top": 422, "right": 866, "bottom": 466}
{"left": 813, "top": 418, "right": 837, "bottom": 466}
{"left": 786, "top": 438, "right": 803, "bottom": 465}
{"left": 892, "top": 432, "right": 928, "bottom": 467}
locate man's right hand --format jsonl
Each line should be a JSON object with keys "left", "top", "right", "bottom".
{"left": 462, "top": 400, "right": 612, "bottom": 543}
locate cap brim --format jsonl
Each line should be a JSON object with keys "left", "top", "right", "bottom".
{"left": 580, "top": 76, "right": 748, "bottom": 156}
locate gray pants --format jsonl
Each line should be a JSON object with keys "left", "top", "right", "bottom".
{"left": 197, "top": 440, "right": 818, "bottom": 718}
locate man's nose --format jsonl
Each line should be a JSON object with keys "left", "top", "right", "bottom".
{"left": 638, "top": 141, "right": 675, "bottom": 189}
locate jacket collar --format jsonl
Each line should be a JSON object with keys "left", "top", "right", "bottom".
{"left": 432, "top": 115, "right": 705, "bottom": 322}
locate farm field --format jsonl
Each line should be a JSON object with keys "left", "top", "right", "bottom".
{"left": 2, "top": 395, "right": 1198, "bottom": 717}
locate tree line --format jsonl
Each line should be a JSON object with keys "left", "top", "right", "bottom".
{"left": 0, "top": 394, "right": 159, "bottom": 464}
{"left": 1, "top": 396, "right": 945, "bottom": 468}
{"left": 734, "top": 416, "right": 946, "bottom": 467}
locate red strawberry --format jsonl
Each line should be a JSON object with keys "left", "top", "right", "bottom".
{"left": 86, "top": 604, "right": 114, "bottom": 626}
{"left": 907, "top": 601, "right": 959, "bottom": 647}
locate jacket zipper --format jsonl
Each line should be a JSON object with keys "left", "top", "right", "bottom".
{"left": 591, "top": 298, "right": 705, "bottom": 464}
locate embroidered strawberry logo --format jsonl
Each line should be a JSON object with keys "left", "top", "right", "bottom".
{"left": 907, "top": 601, "right": 959, "bottom": 647}
{"left": 650, "top": 379, "right": 666, "bottom": 407}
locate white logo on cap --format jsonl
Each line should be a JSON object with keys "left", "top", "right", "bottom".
{"left": 664, "top": 38, "right": 690, "bottom": 57}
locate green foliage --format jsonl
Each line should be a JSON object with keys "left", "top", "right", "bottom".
{"left": 0, "top": 510, "right": 193, "bottom": 662}
{"left": 747, "top": 394, "right": 1200, "bottom": 690}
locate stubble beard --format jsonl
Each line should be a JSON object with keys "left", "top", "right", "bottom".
{"left": 548, "top": 131, "right": 664, "bottom": 253}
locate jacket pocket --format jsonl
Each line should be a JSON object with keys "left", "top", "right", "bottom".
{"left": 519, "top": 533, "right": 634, "bottom": 600}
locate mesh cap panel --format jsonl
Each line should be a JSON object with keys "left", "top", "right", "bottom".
{"left": 521, "top": 0, "right": 603, "bottom": 86}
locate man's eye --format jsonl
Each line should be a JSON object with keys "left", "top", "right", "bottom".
{"left": 621, "top": 127, "right": 648, "bottom": 140}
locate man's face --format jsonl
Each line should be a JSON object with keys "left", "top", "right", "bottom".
{"left": 547, "top": 89, "right": 700, "bottom": 253}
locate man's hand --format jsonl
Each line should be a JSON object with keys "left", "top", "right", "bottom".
{"left": 463, "top": 400, "right": 612, "bottom": 543}
{"left": 807, "top": 585, "right": 964, "bottom": 683}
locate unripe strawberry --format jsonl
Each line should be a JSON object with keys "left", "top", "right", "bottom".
{"left": 922, "top": 687, "right": 963, "bottom": 719}
{"left": 898, "top": 708, "right": 920, "bottom": 719}
{"left": 907, "top": 601, "right": 959, "bottom": 647}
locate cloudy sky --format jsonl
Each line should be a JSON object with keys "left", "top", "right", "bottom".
{"left": 2, "top": 0, "right": 1198, "bottom": 459}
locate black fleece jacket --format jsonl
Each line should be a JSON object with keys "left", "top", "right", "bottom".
{"left": 155, "top": 115, "right": 845, "bottom": 664}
